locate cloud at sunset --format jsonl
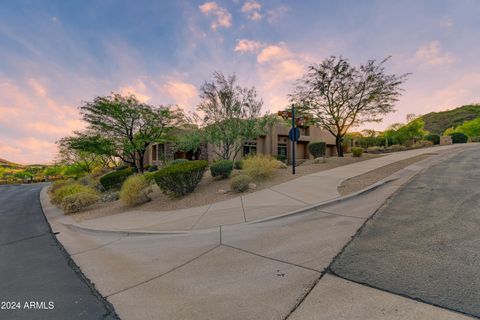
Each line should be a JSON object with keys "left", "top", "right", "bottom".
{"left": 0, "top": 1, "right": 479, "bottom": 163}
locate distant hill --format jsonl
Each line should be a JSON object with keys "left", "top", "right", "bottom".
{"left": 420, "top": 104, "right": 480, "bottom": 135}
{"left": 0, "top": 158, "right": 23, "bottom": 168}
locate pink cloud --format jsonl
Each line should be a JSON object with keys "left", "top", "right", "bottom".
{"left": 241, "top": 1, "right": 263, "bottom": 21}
{"left": 413, "top": 41, "right": 455, "bottom": 66}
{"left": 199, "top": 2, "right": 232, "bottom": 30}
{"left": 257, "top": 43, "right": 292, "bottom": 64}
{"left": 158, "top": 80, "right": 198, "bottom": 109}
{"left": 235, "top": 39, "right": 264, "bottom": 53}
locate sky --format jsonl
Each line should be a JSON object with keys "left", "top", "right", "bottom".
{"left": 1, "top": 0, "right": 479, "bottom": 164}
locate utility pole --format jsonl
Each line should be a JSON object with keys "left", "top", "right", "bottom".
{"left": 292, "top": 104, "right": 296, "bottom": 175}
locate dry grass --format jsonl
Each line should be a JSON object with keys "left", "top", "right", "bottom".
{"left": 72, "top": 153, "right": 381, "bottom": 222}
{"left": 337, "top": 153, "right": 434, "bottom": 196}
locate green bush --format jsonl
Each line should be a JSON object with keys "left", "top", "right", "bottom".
{"left": 62, "top": 192, "right": 99, "bottom": 214}
{"left": 154, "top": 160, "right": 208, "bottom": 196}
{"left": 230, "top": 174, "right": 252, "bottom": 193}
{"left": 210, "top": 160, "right": 233, "bottom": 179}
{"left": 169, "top": 159, "right": 189, "bottom": 166}
{"left": 449, "top": 132, "right": 468, "bottom": 143}
{"left": 308, "top": 141, "right": 326, "bottom": 158}
{"left": 243, "top": 155, "right": 277, "bottom": 180}
{"left": 351, "top": 147, "right": 364, "bottom": 157}
{"left": 52, "top": 183, "right": 98, "bottom": 205}
{"left": 148, "top": 165, "right": 158, "bottom": 172}
{"left": 100, "top": 168, "right": 135, "bottom": 190}
{"left": 115, "top": 164, "right": 129, "bottom": 171}
{"left": 470, "top": 136, "right": 480, "bottom": 142}
{"left": 424, "top": 134, "right": 440, "bottom": 145}
{"left": 234, "top": 159, "right": 244, "bottom": 170}
{"left": 120, "top": 175, "right": 150, "bottom": 206}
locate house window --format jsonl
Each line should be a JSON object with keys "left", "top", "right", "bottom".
{"left": 152, "top": 145, "right": 157, "bottom": 161}
{"left": 277, "top": 144, "right": 287, "bottom": 159}
{"left": 243, "top": 142, "right": 257, "bottom": 157}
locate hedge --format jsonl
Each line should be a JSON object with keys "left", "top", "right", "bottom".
{"left": 154, "top": 160, "right": 208, "bottom": 196}
{"left": 449, "top": 132, "right": 468, "bottom": 144}
{"left": 424, "top": 134, "right": 440, "bottom": 145}
{"left": 210, "top": 160, "right": 233, "bottom": 179}
{"left": 351, "top": 147, "right": 364, "bottom": 157}
{"left": 100, "top": 167, "right": 135, "bottom": 190}
{"left": 308, "top": 141, "right": 326, "bottom": 158}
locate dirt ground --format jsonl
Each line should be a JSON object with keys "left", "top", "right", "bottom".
{"left": 337, "top": 153, "right": 435, "bottom": 196}
{"left": 72, "top": 153, "right": 381, "bottom": 222}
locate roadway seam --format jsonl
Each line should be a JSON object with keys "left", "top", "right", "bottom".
{"left": 268, "top": 188, "right": 311, "bottom": 205}
{"left": 240, "top": 196, "right": 247, "bottom": 222}
{"left": 0, "top": 232, "right": 49, "bottom": 247}
{"left": 71, "top": 237, "right": 123, "bottom": 256}
{"left": 190, "top": 204, "right": 213, "bottom": 230}
{"left": 221, "top": 244, "right": 321, "bottom": 274}
{"left": 314, "top": 208, "right": 367, "bottom": 220}
{"left": 106, "top": 244, "right": 222, "bottom": 298}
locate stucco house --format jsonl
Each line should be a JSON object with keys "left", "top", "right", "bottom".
{"left": 143, "top": 119, "right": 337, "bottom": 167}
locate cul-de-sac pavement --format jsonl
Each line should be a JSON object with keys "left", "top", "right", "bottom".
{"left": 1, "top": 144, "right": 479, "bottom": 320}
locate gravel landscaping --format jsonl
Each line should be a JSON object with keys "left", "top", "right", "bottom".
{"left": 337, "top": 153, "right": 435, "bottom": 196}
{"left": 72, "top": 153, "right": 381, "bottom": 222}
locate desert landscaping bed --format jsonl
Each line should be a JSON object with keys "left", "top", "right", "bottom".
{"left": 337, "top": 153, "right": 436, "bottom": 196}
{"left": 72, "top": 153, "right": 381, "bottom": 222}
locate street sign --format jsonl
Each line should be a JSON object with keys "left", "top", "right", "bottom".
{"left": 289, "top": 127, "right": 300, "bottom": 142}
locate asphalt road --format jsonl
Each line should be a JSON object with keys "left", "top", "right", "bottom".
{"left": 330, "top": 146, "right": 480, "bottom": 318}
{"left": 0, "top": 184, "right": 118, "bottom": 320}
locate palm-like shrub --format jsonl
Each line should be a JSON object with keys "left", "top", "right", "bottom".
{"left": 120, "top": 175, "right": 150, "bottom": 206}
{"left": 62, "top": 192, "right": 99, "bottom": 214}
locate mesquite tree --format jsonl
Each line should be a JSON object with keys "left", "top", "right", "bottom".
{"left": 79, "top": 93, "right": 183, "bottom": 172}
{"left": 197, "top": 71, "right": 272, "bottom": 160}
{"left": 291, "top": 56, "right": 408, "bottom": 156}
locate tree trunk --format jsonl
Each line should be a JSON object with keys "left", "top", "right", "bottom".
{"left": 336, "top": 136, "right": 344, "bottom": 157}
{"left": 138, "top": 152, "right": 145, "bottom": 173}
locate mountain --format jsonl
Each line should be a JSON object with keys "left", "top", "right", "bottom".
{"left": 420, "top": 104, "right": 480, "bottom": 135}
{"left": 0, "top": 158, "right": 23, "bottom": 168}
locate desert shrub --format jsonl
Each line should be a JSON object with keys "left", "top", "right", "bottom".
{"left": 234, "top": 159, "right": 244, "bottom": 170}
{"left": 154, "top": 160, "right": 208, "bottom": 196}
{"left": 100, "top": 168, "right": 135, "bottom": 190}
{"left": 62, "top": 192, "right": 99, "bottom": 214}
{"left": 115, "top": 164, "right": 129, "bottom": 171}
{"left": 52, "top": 183, "right": 98, "bottom": 205}
{"left": 470, "top": 136, "right": 480, "bottom": 142}
{"left": 449, "top": 132, "right": 468, "bottom": 143}
{"left": 411, "top": 140, "right": 433, "bottom": 149}
{"left": 424, "top": 134, "right": 440, "bottom": 145}
{"left": 386, "top": 144, "right": 407, "bottom": 152}
{"left": 243, "top": 155, "right": 276, "bottom": 180}
{"left": 120, "top": 175, "right": 150, "bottom": 206}
{"left": 143, "top": 172, "right": 157, "bottom": 183}
{"left": 230, "top": 174, "right": 252, "bottom": 193}
{"left": 308, "top": 141, "right": 326, "bottom": 158}
{"left": 148, "top": 165, "right": 158, "bottom": 172}
{"left": 351, "top": 147, "right": 364, "bottom": 157}
{"left": 366, "top": 146, "right": 384, "bottom": 154}
{"left": 91, "top": 167, "right": 111, "bottom": 178}
{"left": 49, "top": 180, "right": 71, "bottom": 195}
{"left": 272, "top": 159, "right": 287, "bottom": 169}
{"left": 210, "top": 160, "right": 233, "bottom": 179}
{"left": 169, "top": 159, "right": 189, "bottom": 166}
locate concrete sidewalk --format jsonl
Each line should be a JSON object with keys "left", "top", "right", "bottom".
{"left": 69, "top": 144, "right": 467, "bottom": 233}
{"left": 39, "top": 145, "right": 477, "bottom": 319}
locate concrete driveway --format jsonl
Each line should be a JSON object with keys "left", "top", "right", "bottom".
{"left": 42, "top": 146, "right": 480, "bottom": 319}
{"left": 331, "top": 146, "right": 480, "bottom": 318}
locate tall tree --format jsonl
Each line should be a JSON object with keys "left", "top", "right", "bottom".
{"left": 79, "top": 93, "right": 183, "bottom": 172}
{"left": 291, "top": 56, "right": 408, "bottom": 156}
{"left": 197, "top": 71, "right": 273, "bottom": 160}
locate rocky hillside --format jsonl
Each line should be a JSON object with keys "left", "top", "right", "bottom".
{"left": 420, "top": 104, "right": 480, "bottom": 135}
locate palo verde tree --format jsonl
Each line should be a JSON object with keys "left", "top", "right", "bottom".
{"left": 196, "top": 71, "right": 273, "bottom": 160}
{"left": 79, "top": 93, "right": 183, "bottom": 173}
{"left": 291, "top": 56, "right": 408, "bottom": 156}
